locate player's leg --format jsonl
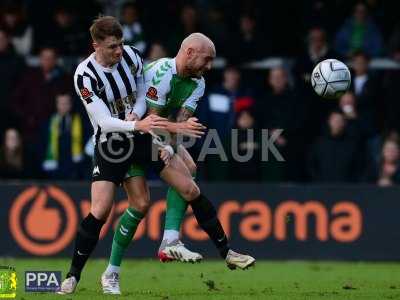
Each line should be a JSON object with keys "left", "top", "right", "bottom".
{"left": 164, "top": 145, "right": 195, "bottom": 238}
{"left": 59, "top": 135, "right": 135, "bottom": 294}
{"left": 159, "top": 155, "right": 255, "bottom": 269}
{"left": 58, "top": 181, "right": 115, "bottom": 294}
{"left": 110, "top": 175, "right": 149, "bottom": 269}
{"left": 159, "top": 145, "right": 202, "bottom": 262}
{"left": 102, "top": 169, "right": 149, "bottom": 295}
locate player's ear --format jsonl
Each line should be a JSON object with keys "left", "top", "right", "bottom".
{"left": 186, "top": 47, "right": 194, "bottom": 58}
{"left": 92, "top": 41, "right": 98, "bottom": 50}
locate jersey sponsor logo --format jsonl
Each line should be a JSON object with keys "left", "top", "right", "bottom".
{"left": 80, "top": 88, "right": 93, "bottom": 100}
{"left": 109, "top": 93, "right": 136, "bottom": 116}
{"left": 146, "top": 87, "right": 158, "bottom": 101}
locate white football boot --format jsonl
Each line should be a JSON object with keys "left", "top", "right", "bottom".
{"left": 158, "top": 239, "right": 203, "bottom": 263}
{"left": 57, "top": 276, "right": 78, "bottom": 295}
{"left": 226, "top": 249, "right": 256, "bottom": 270}
{"left": 101, "top": 271, "right": 121, "bottom": 295}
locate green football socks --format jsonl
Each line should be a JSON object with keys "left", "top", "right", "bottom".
{"left": 109, "top": 207, "right": 144, "bottom": 267}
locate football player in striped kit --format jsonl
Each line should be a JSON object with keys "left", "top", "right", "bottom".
{"left": 59, "top": 17, "right": 254, "bottom": 295}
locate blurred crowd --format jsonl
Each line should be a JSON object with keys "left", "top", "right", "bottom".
{"left": 1, "top": 0, "right": 400, "bottom": 186}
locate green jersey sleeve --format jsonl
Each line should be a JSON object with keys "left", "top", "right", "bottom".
{"left": 144, "top": 59, "right": 173, "bottom": 110}
{"left": 182, "top": 77, "right": 205, "bottom": 113}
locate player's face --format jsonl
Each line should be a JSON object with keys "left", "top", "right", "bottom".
{"left": 187, "top": 47, "right": 215, "bottom": 77}
{"left": 95, "top": 36, "right": 124, "bottom": 66}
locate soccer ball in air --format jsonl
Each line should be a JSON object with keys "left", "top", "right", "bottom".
{"left": 311, "top": 59, "right": 351, "bottom": 99}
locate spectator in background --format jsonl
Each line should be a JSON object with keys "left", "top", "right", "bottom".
{"left": 166, "top": 4, "right": 202, "bottom": 55}
{"left": 203, "top": 5, "right": 229, "bottom": 57}
{"left": 365, "top": 139, "right": 400, "bottom": 186}
{"left": 200, "top": 66, "right": 253, "bottom": 139}
{"left": 335, "top": 2, "right": 383, "bottom": 57}
{"left": 120, "top": 2, "right": 146, "bottom": 54}
{"left": 387, "top": 23, "right": 400, "bottom": 56}
{"left": 11, "top": 47, "right": 71, "bottom": 142}
{"left": 381, "top": 47, "right": 400, "bottom": 133}
{"left": 339, "top": 91, "right": 375, "bottom": 139}
{"left": 49, "top": 7, "right": 89, "bottom": 56}
{"left": 0, "top": 4, "right": 33, "bottom": 56}
{"left": 350, "top": 51, "right": 379, "bottom": 135}
{"left": 0, "top": 128, "right": 38, "bottom": 179}
{"left": 259, "top": 67, "right": 308, "bottom": 181}
{"left": 294, "top": 27, "right": 338, "bottom": 139}
{"left": 308, "top": 111, "right": 363, "bottom": 183}
{"left": 198, "top": 66, "right": 255, "bottom": 181}
{"left": 294, "top": 27, "right": 338, "bottom": 85}
{"left": 228, "top": 14, "right": 266, "bottom": 64}
{"left": 0, "top": 28, "right": 25, "bottom": 131}
{"left": 145, "top": 41, "right": 167, "bottom": 64}
{"left": 230, "top": 109, "right": 261, "bottom": 181}
{"left": 41, "top": 93, "right": 88, "bottom": 180}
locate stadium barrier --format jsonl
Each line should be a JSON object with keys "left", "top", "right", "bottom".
{"left": 0, "top": 182, "right": 398, "bottom": 260}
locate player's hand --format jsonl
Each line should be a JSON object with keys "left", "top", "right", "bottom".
{"left": 126, "top": 112, "right": 139, "bottom": 121}
{"left": 135, "top": 114, "right": 168, "bottom": 133}
{"left": 177, "top": 117, "right": 206, "bottom": 138}
{"left": 159, "top": 147, "right": 173, "bottom": 166}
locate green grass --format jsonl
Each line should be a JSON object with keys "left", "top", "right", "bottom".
{"left": 1, "top": 258, "right": 400, "bottom": 300}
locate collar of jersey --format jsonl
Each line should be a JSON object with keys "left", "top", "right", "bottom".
{"left": 90, "top": 53, "right": 119, "bottom": 72}
{"left": 170, "top": 57, "right": 177, "bottom": 75}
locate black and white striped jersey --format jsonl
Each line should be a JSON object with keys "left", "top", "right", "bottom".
{"left": 74, "top": 45, "right": 147, "bottom": 142}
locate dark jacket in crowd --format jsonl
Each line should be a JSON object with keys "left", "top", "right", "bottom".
{"left": 11, "top": 67, "right": 71, "bottom": 141}
{"left": 0, "top": 47, "right": 25, "bottom": 129}
{"left": 0, "top": 147, "right": 40, "bottom": 179}
{"left": 229, "top": 128, "right": 261, "bottom": 181}
{"left": 308, "top": 132, "right": 363, "bottom": 183}
{"left": 364, "top": 160, "right": 400, "bottom": 184}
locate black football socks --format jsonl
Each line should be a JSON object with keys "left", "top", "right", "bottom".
{"left": 190, "top": 194, "right": 230, "bottom": 258}
{"left": 67, "top": 213, "right": 105, "bottom": 281}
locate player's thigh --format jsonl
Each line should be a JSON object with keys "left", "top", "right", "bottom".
{"left": 123, "top": 175, "right": 150, "bottom": 214}
{"left": 177, "top": 145, "right": 196, "bottom": 175}
{"left": 90, "top": 181, "right": 116, "bottom": 220}
{"left": 160, "top": 154, "right": 199, "bottom": 201}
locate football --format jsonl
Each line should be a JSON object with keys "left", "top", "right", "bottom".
{"left": 311, "top": 59, "right": 351, "bottom": 99}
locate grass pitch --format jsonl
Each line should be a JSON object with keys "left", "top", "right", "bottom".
{"left": 1, "top": 258, "right": 400, "bottom": 300}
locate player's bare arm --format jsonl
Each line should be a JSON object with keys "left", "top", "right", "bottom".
{"left": 147, "top": 107, "right": 205, "bottom": 138}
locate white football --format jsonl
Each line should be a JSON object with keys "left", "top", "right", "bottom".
{"left": 311, "top": 59, "right": 351, "bottom": 99}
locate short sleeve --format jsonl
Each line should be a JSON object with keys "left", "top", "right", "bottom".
{"left": 182, "top": 77, "right": 205, "bottom": 113}
{"left": 144, "top": 60, "right": 171, "bottom": 110}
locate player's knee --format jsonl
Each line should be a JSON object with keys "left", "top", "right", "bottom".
{"left": 135, "top": 199, "right": 150, "bottom": 214}
{"left": 90, "top": 201, "right": 112, "bottom": 221}
{"left": 181, "top": 182, "right": 200, "bottom": 201}
{"left": 129, "top": 195, "right": 150, "bottom": 214}
{"left": 90, "top": 200, "right": 112, "bottom": 221}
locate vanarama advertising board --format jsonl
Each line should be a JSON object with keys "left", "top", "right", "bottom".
{"left": 0, "top": 182, "right": 398, "bottom": 260}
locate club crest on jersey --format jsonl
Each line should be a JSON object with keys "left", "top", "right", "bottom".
{"left": 80, "top": 88, "right": 93, "bottom": 99}
{"left": 146, "top": 87, "right": 158, "bottom": 101}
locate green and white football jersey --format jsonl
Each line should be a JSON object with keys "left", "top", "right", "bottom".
{"left": 144, "top": 58, "right": 205, "bottom": 117}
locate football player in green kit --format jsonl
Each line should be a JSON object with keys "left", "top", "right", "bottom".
{"left": 101, "top": 33, "right": 255, "bottom": 295}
